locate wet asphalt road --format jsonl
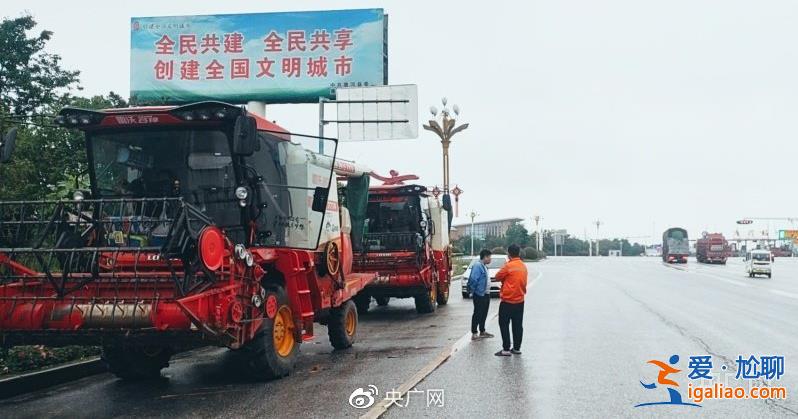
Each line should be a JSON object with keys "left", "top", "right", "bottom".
{"left": 3, "top": 257, "right": 797, "bottom": 418}
{"left": 2, "top": 277, "right": 478, "bottom": 419}
{"left": 388, "top": 257, "right": 798, "bottom": 418}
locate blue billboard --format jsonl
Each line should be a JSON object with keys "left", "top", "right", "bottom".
{"left": 130, "top": 9, "right": 387, "bottom": 104}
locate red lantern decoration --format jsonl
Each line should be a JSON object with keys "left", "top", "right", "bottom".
{"left": 451, "top": 185, "right": 463, "bottom": 217}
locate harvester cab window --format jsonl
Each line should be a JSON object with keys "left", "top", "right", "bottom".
{"left": 367, "top": 199, "right": 420, "bottom": 233}
{"left": 90, "top": 129, "right": 238, "bottom": 227}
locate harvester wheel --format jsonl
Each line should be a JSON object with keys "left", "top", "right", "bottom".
{"left": 436, "top": 278, "right": 450, "bottom": 306}
{"left": 375, "top": 296, "right": 390, "bottom": 306}
{"left": 414, "top": 281, "right": 438, "bottom": 314}
{"left": 102, "top": 345, "right": 172, "bottom": 380}
{"left": 353, "top": 293, "right": 371, "bottom": 315}
{"left": 240, "top": 286, "right": 299, "bottom": 379}
{"left": 328, "top": 300, "right": 358, "bottom": 349}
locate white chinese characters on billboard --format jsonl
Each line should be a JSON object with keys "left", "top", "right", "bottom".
{"left": 131, "top": 9, "right": 387, "bottom": 104}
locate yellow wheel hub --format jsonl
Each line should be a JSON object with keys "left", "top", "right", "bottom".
{"left": 326, "top": 242, "right": 340, "bottom": 276}
{"left": 345, "top": 308, "right": 356, "bottom": 336}
{"left": 272, "top": 305, "right": 295, "bottom": 357}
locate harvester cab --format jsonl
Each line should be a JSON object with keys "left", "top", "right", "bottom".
{"left": 0, "top": 101, "right": 377, "bottom": 380}
{"left": 351, "top": 182, "right": 452, "bottom": 314}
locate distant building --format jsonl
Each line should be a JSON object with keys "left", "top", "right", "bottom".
{"left": 451, "top": 217, "right": 523, "bottom": 241}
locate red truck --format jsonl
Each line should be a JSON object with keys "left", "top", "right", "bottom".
{"left": 696, "top": 233, "right": 729, "bottom": 264}
{"left": 0, "top": 101, "right": 377, "bottom": 380}
{"left": 350, "top": 177, "right": 452, "bottom": 314}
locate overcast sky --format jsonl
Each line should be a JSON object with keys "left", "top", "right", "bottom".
{"left": 6, "top": 0, "right": 798, "bottom": 243}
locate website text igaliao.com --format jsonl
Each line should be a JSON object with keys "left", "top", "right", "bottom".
{"left": 687, "top": 382, "right": 788, "bottom": 403}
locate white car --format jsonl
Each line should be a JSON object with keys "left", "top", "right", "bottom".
{"left": 461, "top": 255, "right": 509, "bottom": 298}
{"left": 745, "top": 249, "right": 772, "bottom": 278}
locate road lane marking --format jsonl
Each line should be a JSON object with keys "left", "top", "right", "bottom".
{"left": 770, "top": 289, "right": 798, "bottom": 300}
{"left": 360, "top": 269, "right": 542, "bottom": 419}
{"left": 662, "top": 262, "right": 752, "bottom": 288}
{"left": 693, "top": 271, "right": 751, "bottom": 288}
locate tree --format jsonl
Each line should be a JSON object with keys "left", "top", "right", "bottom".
{"left": 0, "top": 93, "right": 128, "bottom": 199}
{"left": 0, "top": 14, "right": 126, "bottom": 200}
{"left": 504, "top": 222, "right": 530, "bottom": 247}
{"left": 0, "top": 15, "right": 80, "bottom": 119}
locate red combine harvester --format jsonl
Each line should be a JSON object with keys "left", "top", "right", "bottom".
{"left": 695, "top": 233, "right": 729, "bottom": 264}
{"left": 350, "top": 173, "right": 452, "bottom": 314}
{"left": 0, "top": 101, "right": 377, "bottom": 380}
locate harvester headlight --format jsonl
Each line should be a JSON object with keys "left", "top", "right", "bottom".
{"left": 178, "top": 111, "right": 195, "bottom": 121}
{"left": 245, "top": 252, "right": 254, "bottom": 267}
{"left": 234, "top": 244, "right": 247, "bottom": 260}
{"left": 214, "top": 110, "right": 228, "bottom": 119}
{"left": 79, "top": 116, "right": 92, "bottom": 125}
{"left": 235, "top": 186, "right": 249, "bottom": 200}
{"left": 197, "top": 111, "right": 211, "bottom": 121}
{"left": 68, "top": 117, "right": 79, "bottom": 125}
{"left": 54, "top": 116, "right": 66, "bottom": 125}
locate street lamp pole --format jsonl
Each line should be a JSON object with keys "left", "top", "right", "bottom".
{"left": 594, "top": 220, "right": 603, "bottom": 256}
{"left": 468, "top": 211, "right": 479, "bottom": 256}
{"left": 423, "top": 98, "right": 469, "bottom": 224}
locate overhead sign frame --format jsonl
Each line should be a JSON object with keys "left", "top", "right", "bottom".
{"left": 322, "top": 84, "right": 419, "bottom": 142}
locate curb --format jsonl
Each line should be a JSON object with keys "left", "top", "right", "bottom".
{"left": 0, "top": 357, "right": 106, "bottom": 399}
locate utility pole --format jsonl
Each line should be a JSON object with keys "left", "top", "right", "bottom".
{"left": 468, "top": 211, "right": 478, "bottom": 256}
{"left": 594, "top": 220, "right": 603, "bottom": 256}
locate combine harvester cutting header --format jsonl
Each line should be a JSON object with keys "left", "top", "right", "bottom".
{"left": 0, "top": 101, "right": 380, "bottom": 380}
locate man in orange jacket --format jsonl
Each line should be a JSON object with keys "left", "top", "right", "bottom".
{"left": 492, "top": 244, "right": 528, "bottom": 356}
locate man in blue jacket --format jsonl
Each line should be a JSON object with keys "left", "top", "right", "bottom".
{"left": 467, "top": 249, "right": 495, "bottom": 340}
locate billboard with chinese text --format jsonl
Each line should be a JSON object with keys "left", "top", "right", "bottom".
{"left": 130, "top": 9, "right": 387, "bottom": 104}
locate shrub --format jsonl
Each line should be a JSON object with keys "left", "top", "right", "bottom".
{"left": 522, "top": 247, "right": 545, "bottom": 260}
{"left": 0, "top": 345, "right": 100, "bottom": 376}
{"left": 491, "top": 247, "right": 507, "bottom": 255}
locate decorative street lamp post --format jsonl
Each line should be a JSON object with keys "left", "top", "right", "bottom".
{"left": 423, "top": 98, "right": 469, "bottom": 227}
{"left": 594, "top": 220, "right": 603, "bottom": 256}
{"left": 468, "top": 211, "right": 479, "bottom": 256}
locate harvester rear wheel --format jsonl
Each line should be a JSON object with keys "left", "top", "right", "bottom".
{"left": 328, "top": 300, "right": 358, "bottom": 349}
{"left": 240, "top": 286, "right": 299, "bottom": 379}
{"left": 102, "top": 345, "right": 172, "bottom": 380}
{"left": 414, "top": 280, "right": 438, "bottom": 314}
